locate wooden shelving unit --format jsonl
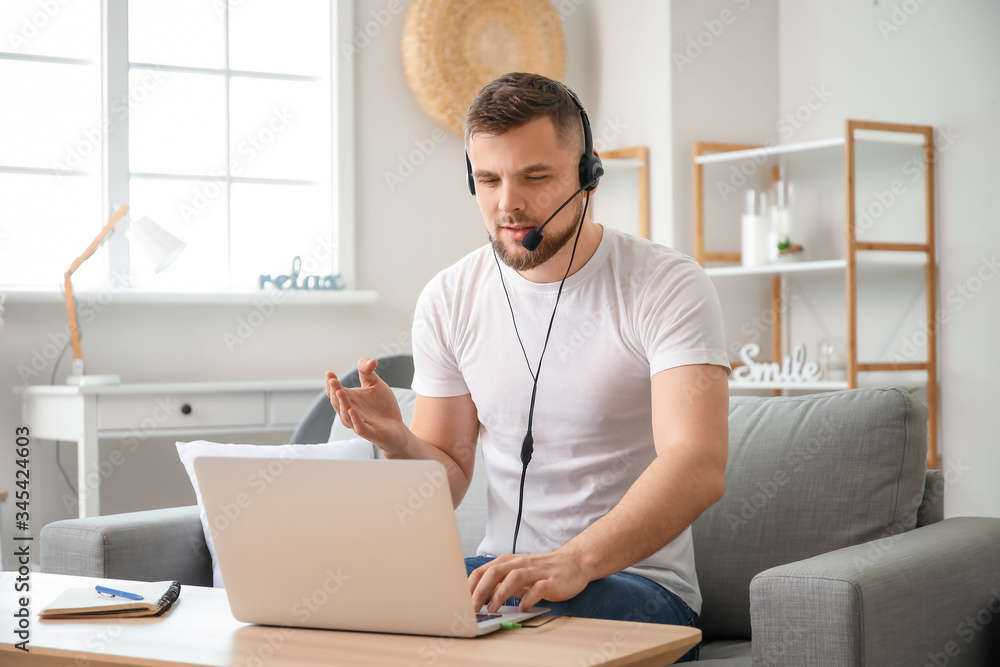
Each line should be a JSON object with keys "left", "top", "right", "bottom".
{"left": 602, "top": 146, "right": 650, "bottom": 239}
{"left": 693, "top": 120, "right": 939, "bottom": 467}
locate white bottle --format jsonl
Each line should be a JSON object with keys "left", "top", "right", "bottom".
{"left": 769, "top": 181, "right": 794, "bottom": 262}
{"left": 741, "top": 190, "right": 770, "bottom": 267}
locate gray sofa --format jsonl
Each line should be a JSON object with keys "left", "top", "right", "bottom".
{"left": 41, "top": 387, "right": 1000, "bottom": 666}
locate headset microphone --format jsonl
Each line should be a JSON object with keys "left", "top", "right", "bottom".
{"left": 520, "top": 182, "right": 590, "bottom": 251}
{"left": 520, "top": 230, "right": 543, "bottom": 252}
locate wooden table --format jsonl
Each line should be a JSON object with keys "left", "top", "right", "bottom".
{"left": 1, "top": 573, "right": 701, "bottom": 666}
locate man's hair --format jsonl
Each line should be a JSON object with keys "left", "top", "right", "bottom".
{"left": 464, "top": 72, "right": 584, "bottom": 154}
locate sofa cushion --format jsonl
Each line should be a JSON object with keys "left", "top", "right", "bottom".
{"left": 692, "top": 387, "right": 928, "bottom": 640}
{"left": 176, "top": 438, "right": 375, "bottom": 588}
{"left": 698, "top": 639, "right": 753, "bottom": 666}
{"left": 918, "top": 469, "right": 944, "bottom": 527}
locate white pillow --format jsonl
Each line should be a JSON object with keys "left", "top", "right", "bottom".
{"left": 175, "top": 438, "right": 375, "bottom": 588}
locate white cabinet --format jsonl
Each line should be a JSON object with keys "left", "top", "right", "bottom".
{"left": 15, "top": 380, "right": 325, "bottom": 517}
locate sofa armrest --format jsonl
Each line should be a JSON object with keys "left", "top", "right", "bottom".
{"left": 750, "top": 517, "right": 1000, "bottom": 667}
{"left": 40, "top": 506, "right": 212, "bottom": 587}
{"left": 918, "top": 469, "right": 945, "bottom": 527}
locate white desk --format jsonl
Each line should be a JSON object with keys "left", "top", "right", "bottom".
{"left": 14, "top": 380, "right": 324, "bottom": 518}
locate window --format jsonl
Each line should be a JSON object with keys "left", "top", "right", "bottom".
{"left": 0, "top": 0, "right": 353, "bottom": 294}
{"left": 0, "top": 1, "right": 103, "bottom": 287}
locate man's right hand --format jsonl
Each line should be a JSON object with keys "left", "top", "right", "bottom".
{"left": 325, "top": 358, "right": 410, "bottom": 457}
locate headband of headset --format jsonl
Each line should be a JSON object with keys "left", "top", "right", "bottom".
{"left": 466, "top": 82, "right": 604, "bottom": 196}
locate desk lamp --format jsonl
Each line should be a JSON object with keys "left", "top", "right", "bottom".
{"left": 64, "top": 203, "right": 185, "bottom": 386}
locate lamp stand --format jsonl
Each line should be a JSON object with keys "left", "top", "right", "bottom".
{"left": 64, "top": 204, "right": 130, "bottom": 386}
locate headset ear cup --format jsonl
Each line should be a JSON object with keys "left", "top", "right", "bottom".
{"left": 575, "top": 105, "right": 601, "bottom": 191}
{"left": 580, "top": 153, "right": 604, "bottom": 192}
{"left": 465, "top": 152, "right": 476, "bottom": 196}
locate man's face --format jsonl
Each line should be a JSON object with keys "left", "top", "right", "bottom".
{"left": 467, "top": 116, "right": 584, "bottom": 272}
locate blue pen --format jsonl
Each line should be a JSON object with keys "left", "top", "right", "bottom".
{"left": 95, "top": 585, "right": 144, "bottom": 601}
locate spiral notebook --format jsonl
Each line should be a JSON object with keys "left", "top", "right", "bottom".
{"left": 40, "top": 581, "right": 181, "bottom": 619}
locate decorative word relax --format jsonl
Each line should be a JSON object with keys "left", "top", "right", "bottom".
{"left": 731, "top": 343, "right": 822, "bottom": 384}
{"left": 259, "top": 256, "right": 343, "bottom": 291}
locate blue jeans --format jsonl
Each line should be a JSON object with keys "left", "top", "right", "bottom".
{"left": 465, "top": 556, "right": 700, "bottom": 663}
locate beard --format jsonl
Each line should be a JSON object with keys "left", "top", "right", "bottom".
{"left": 490, "top": 196, "right": 585, "bottom": 272}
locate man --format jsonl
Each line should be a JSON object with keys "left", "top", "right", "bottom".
{"left": 327, "top": 73, "right": 729, "bottom": 661}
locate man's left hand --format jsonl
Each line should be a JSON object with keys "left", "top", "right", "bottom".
{"left": 469, "top": 547, "right": 591, "bottom": 612}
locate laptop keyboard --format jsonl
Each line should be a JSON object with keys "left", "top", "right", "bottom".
{"left": 476, "top": 612, "right": 502, "bottom": 623}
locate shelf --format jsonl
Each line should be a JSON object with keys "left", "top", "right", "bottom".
{"left": 0, "top": 288, "right": 379, "bottom": 306}
{"left": 602, "top": 157, "right": 643, "bottom": 170}
{"left": 705, "top": 253, "right": 928, "bottom": 277}
{"left": 730, "top": 380, "right": 848, "bottom": 391}
{"left": 728, "top": 369, "right": 927, "bottom": 392}
{"left": 693, "top": 119, "right": 938, "bottom": 466}
{"left": 695, "top": 130, "right": 925, "bottom": 165}
{"left": 707, "top": 259, "right": 846, "bottom": 277}
{"left": 15, "top": 379, "right": 326, "bottom": 395}
{"left": 697, "top": 138, "right": 842, "bottom": 165}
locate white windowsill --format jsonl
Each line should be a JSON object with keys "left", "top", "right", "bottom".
{"left": 0, "top": 287, "right": 379, "bottom": 306}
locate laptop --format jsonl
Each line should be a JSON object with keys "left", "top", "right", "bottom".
{"left": 193, "top": 456, "right": 547, "bottom": 636}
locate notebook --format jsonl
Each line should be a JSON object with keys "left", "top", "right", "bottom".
{"left": 40, "top": 581, "right": 180, "bottom": 619}
{"left": 193, "top": 456, "right": 547, "bottom": 636}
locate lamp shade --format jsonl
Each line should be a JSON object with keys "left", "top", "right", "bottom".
{"left": 129, "top": 216, "right": 186, "bottom": 273}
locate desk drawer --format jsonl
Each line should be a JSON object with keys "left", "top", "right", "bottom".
{"left": 97, "top": 392, "right": 266, "bottom": 431}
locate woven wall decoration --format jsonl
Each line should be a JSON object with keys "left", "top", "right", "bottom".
{"left": 402, "top": 0, "right": 567, "bottom": 137}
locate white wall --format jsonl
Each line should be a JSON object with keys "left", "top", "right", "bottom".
{"left": 0, "top": 0, "right": 678, "bottom": 567}
{"left": 775, "top": 0, "right": 1000, "bottom": 517}
{"left": 671, "top": 0, "right": 780, "bottom": 257}
{"left": 4, "top": 0, "right": 995, "bottom": 568}
{"left": 0, "top": 0, "right": 485, "bottom": 565}
{"left": 669, "top": 0, "right": 780, "bottom": 371}
{"left": 581, "top": 1, "right": 673, "bottom": 242}
{"left": 670, "top": 0, "right": 1000, "bottom": 516}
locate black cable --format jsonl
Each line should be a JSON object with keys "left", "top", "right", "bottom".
{"left": 511, "top": 460, "right": 530, "bottom": 555}
{"left": 494, "top": 253, "right": 537, "bottom": 382}
{"left": 50, "top": 337, "right": 69, "bottom": 385}
{"left": 50, "top": 332, "right": 78, "bottom": 495}
{"left": 55, "top": 446, "right": 78, "bottom": 496}
{"left": 494, "top": 183, "right": 589, "bottom": 382}
{"left": 496, "top": 191, "right": 591, "bottom": 554}
{"left": 519, "top": 615, "right": 561, "bottom": 628}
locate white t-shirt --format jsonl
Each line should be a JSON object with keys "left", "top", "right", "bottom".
{"left": 411, "top": 225, "right": 730, "bottom": 614}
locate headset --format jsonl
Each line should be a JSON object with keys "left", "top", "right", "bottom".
{"left": 465, "top": 83, "right": 604, "bottom": 199}
{"left": 467, "top": 81, "right": 603, "bottom": 553}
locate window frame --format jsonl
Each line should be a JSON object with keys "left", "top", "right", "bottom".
{"left": 0, "top": 0, "right": 365, "bottom": 304}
